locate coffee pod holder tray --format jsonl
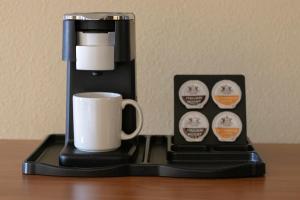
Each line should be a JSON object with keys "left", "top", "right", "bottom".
{"left": 22, "top": 75, "right": 265, "bottom": 178}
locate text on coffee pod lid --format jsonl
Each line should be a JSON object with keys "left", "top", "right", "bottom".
{"left": 212, "top": 111, "right": 242, "bottom": 142}
{"left": 179, "top": 111, "right": 209, "bottom": 142}
{"left": 179, "top": 80, "right": 209, "bottom": 109}
{"left": 212, "top": 80, "right": 241, "bottom": 109}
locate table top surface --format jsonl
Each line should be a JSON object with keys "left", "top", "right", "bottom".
{"left": 0, "top": 139, "right": 299, "bottom": 200}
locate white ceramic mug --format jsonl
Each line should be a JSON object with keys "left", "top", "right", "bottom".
{"left": 73, "top": 92, "right": 143, "bottom": 152}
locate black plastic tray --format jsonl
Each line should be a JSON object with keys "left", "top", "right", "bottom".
{"left": 22, "top": 134, "right": 265, "bottom": 178}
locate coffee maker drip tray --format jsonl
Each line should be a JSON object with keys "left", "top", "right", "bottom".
{"left": 59, "top": 140, "right": 138, "bottom": 167}
{"left": 22, "top": 134, "right": 265, "bottom": 178}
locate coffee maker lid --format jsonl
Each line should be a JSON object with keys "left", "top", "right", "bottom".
{"left": 64, "top": 12, "right": 134, "bottom": 20}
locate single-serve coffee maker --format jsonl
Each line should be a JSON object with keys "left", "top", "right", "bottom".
{"left": 59, "top": 12, "right": 142, "bottom": 167}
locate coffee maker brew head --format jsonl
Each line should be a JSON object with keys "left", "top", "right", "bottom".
{"left": 62, "top": 12, "right": 135, "bottom": 71}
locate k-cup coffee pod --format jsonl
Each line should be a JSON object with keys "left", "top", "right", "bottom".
{"left": 179, "top": 111, "right": 209, "bottom": 142}
{"left": 212, "top": 80, "right": 242, "bottom": 109}
{"left": 179, "top": 80, "right": 209, "bottom": 109}
{"left": 212, "top": 111, "right": 242, "bottom": 142}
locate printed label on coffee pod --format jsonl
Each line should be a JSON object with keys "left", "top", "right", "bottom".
{"left": 212, "top": 111, "right": 242, "bottom": 142}
{"left": 212, "top": 80, "right": 241, "bottom": 109}
{"left": 179, "top": 80, "right": 209, "bottom": 109}
{"left": 179, "top": 111, "right": 209, "bottom": 142}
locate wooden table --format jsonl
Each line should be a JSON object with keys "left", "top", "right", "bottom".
{"left": 0, "top": 140, "right": 299, "bottom": 200}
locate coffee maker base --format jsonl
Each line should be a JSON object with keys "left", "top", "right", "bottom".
{"left": 22, "top": 134, "right": 265, "bottom": 178}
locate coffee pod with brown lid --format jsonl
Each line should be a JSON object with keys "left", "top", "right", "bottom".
{"left": 179, "top": 80, "right": 209, "bottom": 109}
{"left": 179, "top": 111, "right": 209, "bottom": 142}
{"left": 212, "top": 80, "right": 241, "bottom": 109}
{"left": 212, "top": 111, "right": 242, "bottom": 142}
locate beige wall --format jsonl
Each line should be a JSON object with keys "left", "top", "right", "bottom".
{"left": 0, "top": 0, "right": 299, "bottom": 143}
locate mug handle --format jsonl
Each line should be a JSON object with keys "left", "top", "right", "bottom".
{"left": 121, "top": 99, "right": 143, "bottom": 140}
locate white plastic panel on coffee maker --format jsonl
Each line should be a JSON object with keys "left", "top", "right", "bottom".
{"left": 76, "top": 32, "right": 115, "bottom": 71}
{"left": 76, "top": 46, "right": 114, "bottom": 70}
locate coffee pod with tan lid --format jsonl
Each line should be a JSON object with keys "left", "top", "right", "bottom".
{"left": 179, "top": 111, "right": 209, "bottom": 142}
{"left": 179, "top": 80, "right": 209, "bottom": 109}
{"left": 212, "top": 111, "right": 242, "bottom": 142}
{"left": 212, "top": 80, "right": 241, "bottom": 109}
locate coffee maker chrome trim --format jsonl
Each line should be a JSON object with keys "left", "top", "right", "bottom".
{"left": 64, "top": 12, "right": 135, "bottom": 20}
